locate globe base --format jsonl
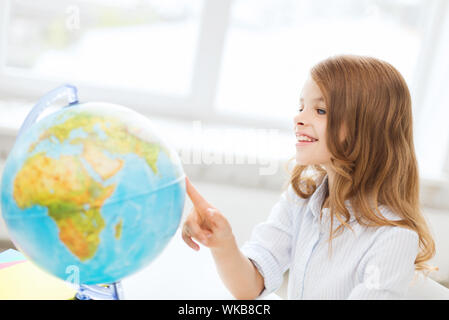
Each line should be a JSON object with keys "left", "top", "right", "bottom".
{"left": 75, "top": 282, "right": 124, "bottom": 300}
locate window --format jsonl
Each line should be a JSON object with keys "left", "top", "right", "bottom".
{"left": 216, "top": 0, "right": 427, "bottom": 120}
{"left": 0, "top": 0, "right": 448, "bottom": 179}
{"left": 412, "top": 0, "right": 449, "bottom": 178}
{"left": 5, "top": 0, "right": 203, "bottom": 96}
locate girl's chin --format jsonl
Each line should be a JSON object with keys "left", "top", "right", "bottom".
{"left": 295, "top": 156, "right": 328, "bottom": 167}
{"left": 295, "top": 158, "right": 313, "bottom": 166}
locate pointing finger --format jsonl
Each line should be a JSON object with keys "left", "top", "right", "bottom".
{"left": 185, "top": 177, "right": 213, "bottom": 212}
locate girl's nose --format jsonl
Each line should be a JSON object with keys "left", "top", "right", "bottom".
{"left": 293, "top": 113, "right": 306, "bottom": 126}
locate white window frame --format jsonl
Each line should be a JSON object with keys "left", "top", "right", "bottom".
{"left": 1, "top": 0, "right": 449, "bottom": 168}
{"left": 412, "top": 0, "right": 449, "bottom": 180}
{"left": 0, "top": 1, "right": 274, "bottom": 124}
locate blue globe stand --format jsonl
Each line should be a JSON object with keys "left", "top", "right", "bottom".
{"left": 18, "top": 84, "right": 125, "bottom": 300}
{"left": 75, "top": 282, "right": 124, "bottom": 300}
{"left": 17, "top": 84, "right": 79, "bottom": 138}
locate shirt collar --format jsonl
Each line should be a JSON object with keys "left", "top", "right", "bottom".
{"left": 307, "top": 174, "right": 356, "bottom": 224}
{"left": 307, "top": 174, "right": 329, "bottom": 219}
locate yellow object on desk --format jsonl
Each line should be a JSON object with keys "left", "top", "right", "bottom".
{"left": 0, "top": 260, "right": 77, "bottom": 300}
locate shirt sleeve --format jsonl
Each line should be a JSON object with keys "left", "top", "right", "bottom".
{"left": 347, "top": 227, "right": 419, "bottom": 300}
{"left": 240, "top": 186, "right": 299, "bottom": 299}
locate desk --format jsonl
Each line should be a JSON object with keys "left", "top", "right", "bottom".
{"left": 121, "top": 229, "right": 280, "bottom": 300}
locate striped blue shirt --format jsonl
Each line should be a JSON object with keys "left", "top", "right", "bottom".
{"left": 240, "top": 175, "right": 419, "bottom": 299}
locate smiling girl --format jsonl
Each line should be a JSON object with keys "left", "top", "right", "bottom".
{"left": 182, "top": 54, "right": 436, "bottom": 299}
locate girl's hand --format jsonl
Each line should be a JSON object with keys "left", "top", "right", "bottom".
{"left": 182, "top": 177, "right": 234, "bottom": 251}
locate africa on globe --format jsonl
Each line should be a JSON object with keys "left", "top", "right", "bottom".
{"left": 1, "top": 100, "right": 186, "bottom": 285}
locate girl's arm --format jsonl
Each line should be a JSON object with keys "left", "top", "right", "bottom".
{"left": 210, "top": 230, "right": 265, "bottom": 300}
{"left": 182, "top": 177, "right": 264, "bottom": 300}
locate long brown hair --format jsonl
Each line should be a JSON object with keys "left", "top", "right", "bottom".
{"left": 289, "top": 55, "right": 436, "bottom": 273}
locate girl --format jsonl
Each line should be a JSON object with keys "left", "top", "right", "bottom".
{"left": 181, "top": 54, "right": 436, "bottom": 299}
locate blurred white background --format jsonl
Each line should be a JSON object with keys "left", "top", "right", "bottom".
{"left": 0, "top": 0, "right": 448, "bottom": 294}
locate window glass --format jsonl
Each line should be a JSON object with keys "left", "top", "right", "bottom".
{"left": 6, "top": 0, "right": 203, "bottom": 96}
{"left": 216, "top": 0, "right": 426, "bottom": 120}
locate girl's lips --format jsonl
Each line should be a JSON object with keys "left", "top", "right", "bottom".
{"left": 296, "top": 141, "right": 317, "bottom": 147}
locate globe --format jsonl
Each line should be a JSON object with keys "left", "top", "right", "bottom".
{"left": 1, "top": 100, "right": 186, "bottom": 285}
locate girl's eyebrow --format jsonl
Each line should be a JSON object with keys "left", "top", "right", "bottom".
{"left": 299, "top": 97, "right": 325, "bottom": 104}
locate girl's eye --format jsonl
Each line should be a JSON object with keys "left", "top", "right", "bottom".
{"left": 317, "top": 108, "right": 326, "bottom": 115}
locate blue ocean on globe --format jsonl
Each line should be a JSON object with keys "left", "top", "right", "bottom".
{"left": 1, "top": 102, "right": 185, "bottom": 285}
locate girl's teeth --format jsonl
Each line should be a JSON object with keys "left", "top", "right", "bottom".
{"left": 297, "top": 136, "right": 315, "bottom": 142}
